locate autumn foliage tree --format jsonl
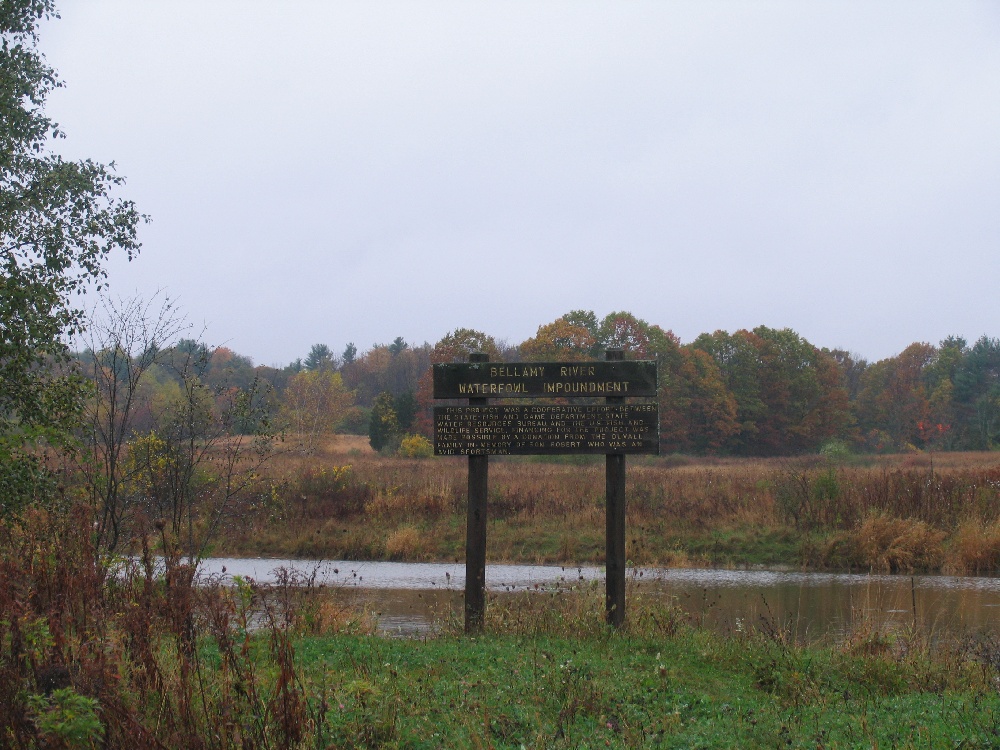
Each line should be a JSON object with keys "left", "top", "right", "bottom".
{"left": 855, "top": 342, "right": 935, "bottom": 451}
{"left": 413, "top": 328, "right": 501, "bottom": 437}
{"left": 63, "top": 301, "right": 1000, "bottom": 458}
{"left": 520, "top": 317, "right": 596, "bottom": 362}
{"left": 280, "top": 369, "right": 354, "bottom": 453}
{"left": 691, "top": 327, "right": 852, "bottom": 455}
{"left": 340, "top": 341, "right": 431, "bottom": 408}
{"left": 596, "top": 311, "right": 653, "bottom": 357}
{"left": 651, "top": 330, "right": 739, "bottom": 453}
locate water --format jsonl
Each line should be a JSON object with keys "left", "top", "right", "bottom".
{"left": 194, "top": 558, "right": 1000, "bottom": 639}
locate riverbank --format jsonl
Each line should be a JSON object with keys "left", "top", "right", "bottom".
{"left": 294, "top": 625, "right": 999, "bottom": 748}
{"left": 210, "top": 438, "right": 1000, "bottom": 575}
{"left": 3, "top": 507, "right": 998, "bottom": 748}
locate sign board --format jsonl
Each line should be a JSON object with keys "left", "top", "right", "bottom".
{"left": 433, "top": 361, "right": 657, "bottom": 399}
{"left": 434, "top": 404, "right": 659, "bottom": 455}
{"left": 435, "top": 355, "right": 656, "bottom": 631}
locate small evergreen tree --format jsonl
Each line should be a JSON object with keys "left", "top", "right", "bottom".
{"left": 394, "top": 391, "right": 417, "bottom": 432}
{"left": 368, "top": 392, "right": 399, "bottom": 451}
{"left": 304, "top": 343, "right": 334, "bottom": 371}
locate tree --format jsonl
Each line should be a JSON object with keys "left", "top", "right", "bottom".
{"left": 692, "top": 330, "right": 766, "bottom": 453}
{"left": 77, "top": 293, "right": 184, "bottom": 552}
{"left": 953, "top": 336, "right": 1000, "bottom": 449}
{"left": 412, "top": 328, "right": 501, "bottom": 437}
{"left": 647, "top": 328, "right": 738, "bottom": 453}
{"left": 342, "top": 342, "right": 357, "bottom": 364}
{"left": 676, "top": 347, "right": 741, "bottom": 452}
{"left": 596, "top": 311, "right": 652, "bottom": 357}
{"left": 394, "top": 390, "right": 417, "bottom": 432}
{"left": 431, "top": 328, "right": 501, "bottom": 364}
{"left": 1, "top": 1, "right": 142, "bottom": 512}
{"left": 855, "top": 342, "right": 935, "bottom": 451}
{"left": 388, "top": 336, "right": 409, "bottom": 356}
{"left": 691, "top": 327, "right": 851, "bottom": 455}
{"left": 204, "top": 346, "right": 256, "bottom": 391}
{"left": 562, "top": 310, "right": 599, "bottom": 340}
{"left": 280, "top": 369, "right": 354, "bottom": 453}
{"left": 519, "top": 317, "right": 596, "bottom": 362}
{"left": 368, "top": 391, "right": 399, "bottom": 452}
{"left": 174, "top": 339, "right": 210, "bottom": 371}
{"left": 826, "top": 349, "right": 868, "bottom": 403}
{"left": 304, "top": 343, "right": 335, "bottom": 371}
{"left": 920, "top": 336, "right": 966, "bottom": 449}
{"left": 131, "top": 347, "right": 277, "bottom": 564}
{"left": 749, "top": 326, "right": 852, "bottom": 454}
{"left": 339, "top": 342, "right": 431, "bottom": 410}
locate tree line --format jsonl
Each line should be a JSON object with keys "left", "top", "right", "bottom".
{"left": 83, "top": 309, "right": 1000, "bottom": 458}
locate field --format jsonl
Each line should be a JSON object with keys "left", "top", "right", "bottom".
{"left": 216, "top": 436, "right": 1000, "bottom": 575}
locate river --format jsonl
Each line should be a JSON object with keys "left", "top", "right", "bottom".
{"left": 194, "top": 558, "right": 1000, "bottom": 640}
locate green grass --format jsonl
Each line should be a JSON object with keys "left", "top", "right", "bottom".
{"left": 676, "top": 527, "right": 804, "bottom": 568}
{"left": 289, "top": 627, "right": 1000, "bottom": 748}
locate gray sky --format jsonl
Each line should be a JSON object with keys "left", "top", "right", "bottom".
{"left": 42, "top": 2, "right": 1000, "bottom": 366}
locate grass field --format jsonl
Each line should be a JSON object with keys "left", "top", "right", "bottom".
{"left": 212, "top": 436, "right": 1000, "bottom": 575}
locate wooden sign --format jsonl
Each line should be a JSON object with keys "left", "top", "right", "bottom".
{"left": 438, "top": 354, "right": 654, "bottom": 632}
{"left": 434, "top": 404, "right": 659, "bottom": 455}
{"left": 433, "top": 360, "right": 657, "bottom": 399}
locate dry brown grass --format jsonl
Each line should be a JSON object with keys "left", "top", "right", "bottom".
{"left": 853, "top": 513, "right": 947, "bottom": 573}
{"left": 384, "top": 525, "right": 427, "bottom": 560}
{"left": 208, "top": 443, "right": 1000, "bottom": 569}
{"left": 945, "top": 519, "right": 1000, "bottom": 574}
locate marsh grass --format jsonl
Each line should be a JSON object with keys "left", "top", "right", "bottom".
{"left": 211, "top": 439, "right": 1000, "bottom": 572}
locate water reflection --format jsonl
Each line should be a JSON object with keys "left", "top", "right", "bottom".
{"left": 194, "top": 558, "right": 1000, "bottom": 640}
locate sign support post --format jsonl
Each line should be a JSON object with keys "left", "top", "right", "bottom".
{"left": 465, "top": 352, "right": 489, "bottom": 634}
{"left": 605, "top": 348, "right": 626, "bottom": 627}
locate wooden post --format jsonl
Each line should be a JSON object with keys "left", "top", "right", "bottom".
{"left": 605, "top": 348, "right": 626, "bottom": 627}
{"left": 465, "top": 352, "right": 489, "bottom": 633}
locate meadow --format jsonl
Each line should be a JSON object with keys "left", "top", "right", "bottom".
{"left": 218, "top": 436, "right": 1000, "bottom": 575}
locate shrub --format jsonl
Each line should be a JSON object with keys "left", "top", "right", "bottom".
{"left": 819, "top": 439, "right": 853, "bottom": 464}
{"left": 27, "top": 688, "right": 104, "bottom": 749}
{"left": 398, "top": 434, "right": 433, "bottom": 458}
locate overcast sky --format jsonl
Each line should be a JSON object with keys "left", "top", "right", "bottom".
{"left": 41, "top": 2, "right": 1000, "bottom": 367}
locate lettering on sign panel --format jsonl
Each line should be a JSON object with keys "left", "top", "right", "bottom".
{"left": 433, "top": 361, "right": 657, "bottom": 399}
{"left": 434, "top": 405, "right": 659, "bottom": 456}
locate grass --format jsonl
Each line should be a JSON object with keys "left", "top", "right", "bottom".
{"left": 293, "top": 627, "right": 1000, "bottom": 748}
{"left": 209, "top": 435, "right": 1000, "bottom": 574}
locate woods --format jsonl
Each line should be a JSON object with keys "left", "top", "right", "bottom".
{"left": 74, "top": 310, "right": 1000, "bottom": 461}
